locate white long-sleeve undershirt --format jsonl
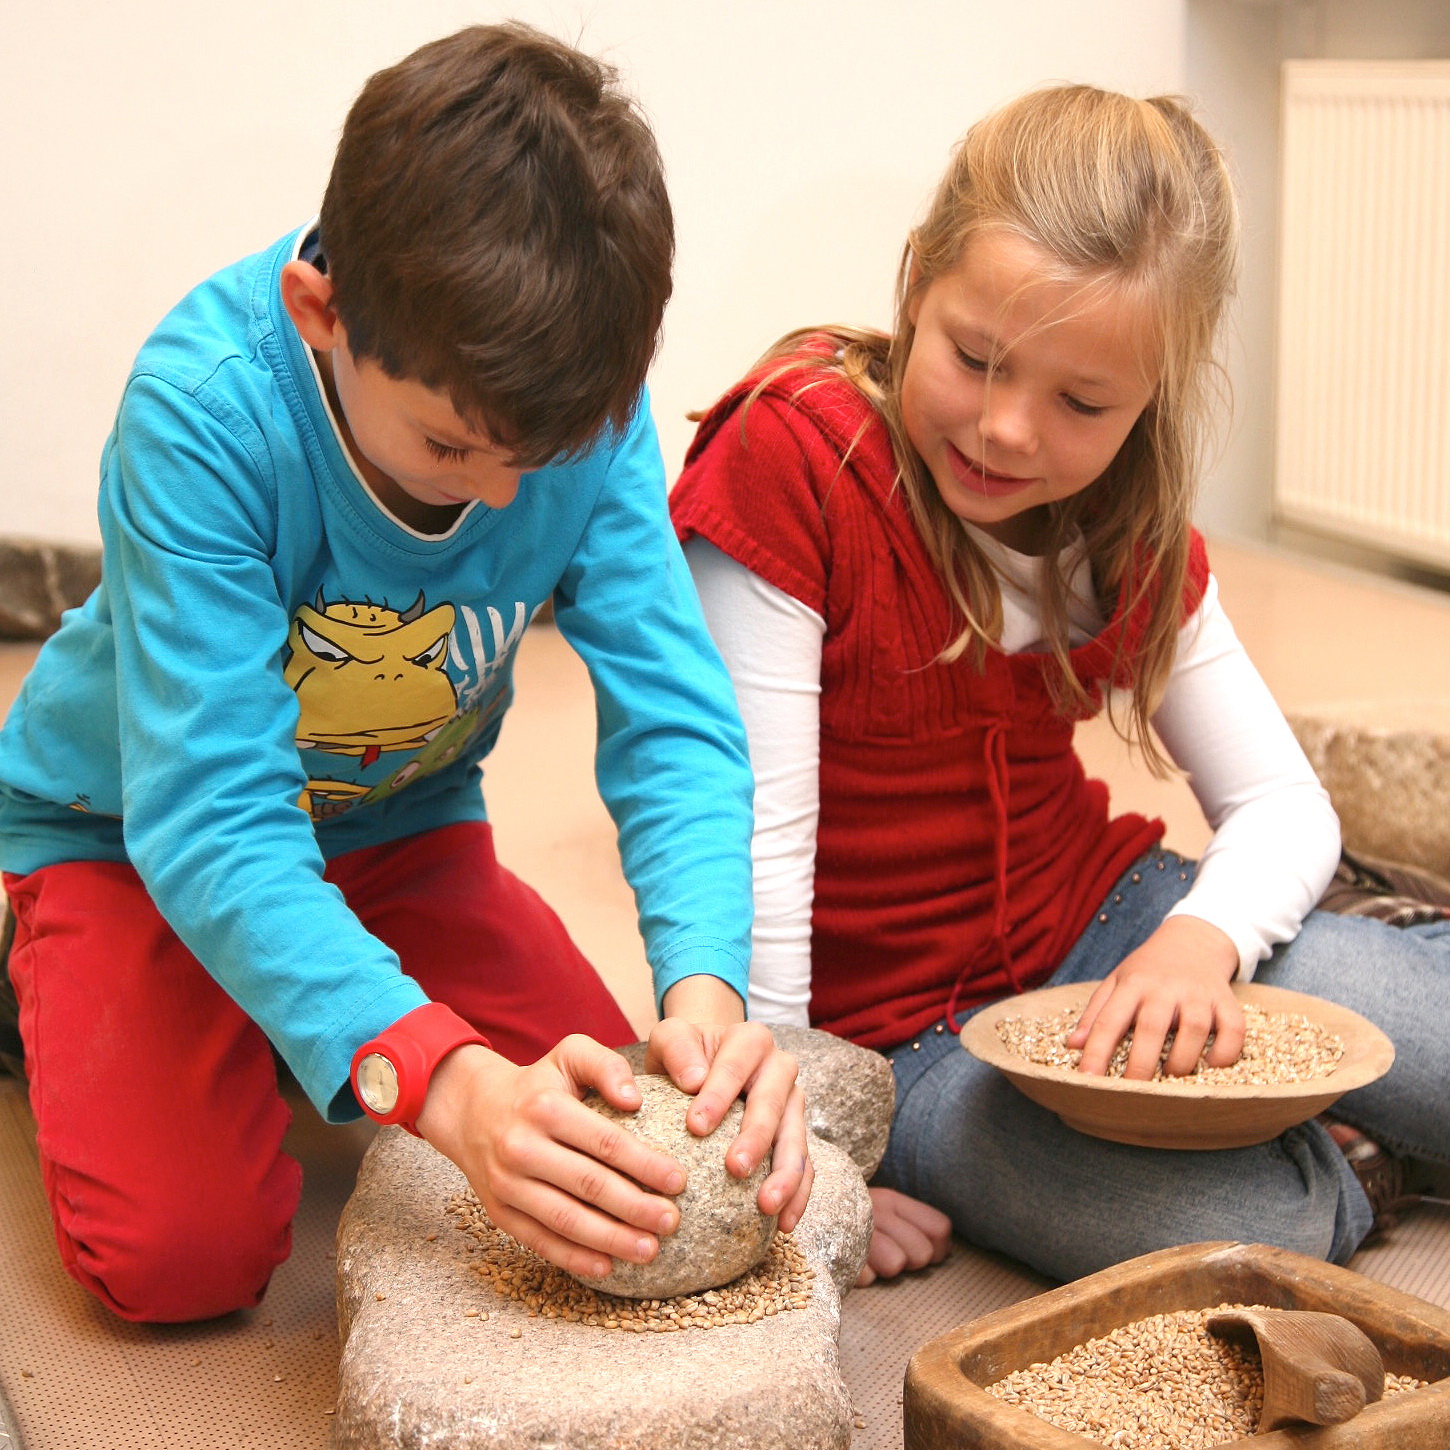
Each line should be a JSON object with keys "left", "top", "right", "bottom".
{"left": 684, "top": 535, "right": 1341, "bottom": 1027}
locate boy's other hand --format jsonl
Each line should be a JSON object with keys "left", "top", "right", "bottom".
{"left": 856, "top": 1187, "right": 953, "bottom": 1286}
{"left": 1067, "top": 915, "right": 1244, "bottom": 1079}
{"left": 415, "top": 1036, "right": 684, "bottom": 1282}
{"left": 648, "top": 976, "right": 813, "bottom": 1233}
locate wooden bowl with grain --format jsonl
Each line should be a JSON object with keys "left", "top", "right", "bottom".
{"left": 904, "top": 1241, "right": 1450, "bottom": 1450}
{"left": 960, "top": 982, "right": 1395, "bottom": 1150}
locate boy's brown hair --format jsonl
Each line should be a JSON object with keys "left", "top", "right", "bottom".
{"left": 319, "top": 23, "right": 674, "bottom": 465}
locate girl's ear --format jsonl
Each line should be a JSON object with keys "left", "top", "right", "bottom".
{"left": 280, "top": 260, "right": 342, "bottom": 352}
{"left": 904, "top": 256, "right": 939, "bottom": 332}
{"left": 905, "top": 253, "right": 925, "bottom": 327}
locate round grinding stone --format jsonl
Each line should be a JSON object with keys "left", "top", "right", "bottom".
{"left": 572, "top": 1073, "right": 776, "bottom": 1299}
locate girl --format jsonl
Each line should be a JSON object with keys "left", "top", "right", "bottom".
{"left": 670, "top": 85, "right": 1450, "bottom": 1284}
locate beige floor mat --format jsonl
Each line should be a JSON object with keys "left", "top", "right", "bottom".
{"left": 838, "top": 1242, "right": 1050, "bottom": 1446}
{"left": 0, "top": 1076, "right": 370, "bottom": 1449}
{"left": 3, "top": 1072, "right": 1448, "bottom": 1450}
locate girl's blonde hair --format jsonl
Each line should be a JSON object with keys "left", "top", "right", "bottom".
{"left": 761, "top": 85, "right": 1238, "bottom": 769}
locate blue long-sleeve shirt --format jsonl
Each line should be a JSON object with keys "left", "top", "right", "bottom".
{"left": 0, "top": 226, "right": 754, "bottom": 1120}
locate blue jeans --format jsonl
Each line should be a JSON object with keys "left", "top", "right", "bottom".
{"left": 873, "top": 845, "right": 1450, "bottom": 1282}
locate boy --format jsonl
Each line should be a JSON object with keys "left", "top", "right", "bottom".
{"left": 0, "top": 23, "right": 809, "bottom": 1323}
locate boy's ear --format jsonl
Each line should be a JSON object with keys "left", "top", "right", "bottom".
{"left": 280, "top": 260, "right": 343, "bottom": 352}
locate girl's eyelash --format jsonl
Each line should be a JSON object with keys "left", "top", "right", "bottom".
{"left": 424, "top": 437, "right": 470, "bottom": 463}
{"left": 955, "top": 340, "right": 1107, "bottom": 416}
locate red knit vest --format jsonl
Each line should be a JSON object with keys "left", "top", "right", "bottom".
{"left": 672, "top": 348, "right": 1209, "bottom": 1049}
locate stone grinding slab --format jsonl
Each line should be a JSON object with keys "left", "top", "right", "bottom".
{"left": 330, "top": 1028, "right": 891, "bottom": 1447}
{"left": 333, "top": 1125, "right": 871, "bottom": 1449}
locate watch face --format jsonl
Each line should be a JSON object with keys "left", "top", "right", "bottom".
{"left": 357, "top": 1052, "right": 400, "bottom": 1115}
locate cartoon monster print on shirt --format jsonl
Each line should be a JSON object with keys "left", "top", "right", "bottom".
{"left": 284, "top": 588, "right": 534, "bottom": 820}
{"left": 282, "top": 591, "right": 456, "bottom": 818}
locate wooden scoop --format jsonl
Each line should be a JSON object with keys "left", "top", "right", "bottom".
{"left": 1206, "top": 1307, "right": 1385, "bottom": 1432}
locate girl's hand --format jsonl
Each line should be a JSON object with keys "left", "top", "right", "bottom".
{"left": 415, "top": 1036, "right": 685, "bottom": 1281}
{"left": 856, "top": 1187, "right": 953, "bottom": 1286}
{"left": 1067, "top": 915, "right": 1244, "bottom": 1079}
{"left": 647, "top": 975, "right": 814, "bottom": 1232}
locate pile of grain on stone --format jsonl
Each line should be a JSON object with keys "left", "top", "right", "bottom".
{"left": 985, "top": 1304, "right": 1430, "bottom": 1450}
{"left": 445, "top": 1191, "right": 813, "bottom": 1332}
{"left": 996, "top": 1003, "right": 1345, "bottom": 1084}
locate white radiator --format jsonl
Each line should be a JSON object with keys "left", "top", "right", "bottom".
{"left": 1275, "top": 60, "right": 1450, "bottom": 569}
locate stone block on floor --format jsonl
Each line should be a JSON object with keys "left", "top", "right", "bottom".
{"left": 1290, "top": 709, "right": 1450, "bottom": 876}
{"left": 0, "top": 537, "right": 101, "bottom": 639}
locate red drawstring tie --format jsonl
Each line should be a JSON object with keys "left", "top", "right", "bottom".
{"left": 946, "top": 720, "right": 1023, "bottom": 1031}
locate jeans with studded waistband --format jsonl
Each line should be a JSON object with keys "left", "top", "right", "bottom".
{"left": 871, "top": 846, "right": 1450, "bottom": 1282}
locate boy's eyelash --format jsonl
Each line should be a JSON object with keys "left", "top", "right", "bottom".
{"left": 424, "top": 437, "right": 471, "bottom": 463}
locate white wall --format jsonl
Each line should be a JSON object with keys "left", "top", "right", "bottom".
{"left": 3, "top": 1, "right": 1187, "bottom": 545}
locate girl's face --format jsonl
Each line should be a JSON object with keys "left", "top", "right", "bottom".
{"left": 900, "top": 229, "right": 1158, "bottom": 553}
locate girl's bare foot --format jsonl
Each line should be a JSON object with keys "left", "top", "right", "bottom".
{"left": 856, "top": 1187, "right": 953, "bottom": 1286}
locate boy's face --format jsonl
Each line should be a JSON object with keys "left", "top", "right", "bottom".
{"left": 328, "top": 338, "right": 524, "bottom": 513}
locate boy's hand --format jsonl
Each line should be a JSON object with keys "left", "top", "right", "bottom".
{"left": 856, "top": 1187, "right": 953, "bottom": 1287}
{"left": 647, "top": 975, "right": 813, "bottom": 1233}
{"left": 1067, "top": 915, "right": 1244, "bottom": 1079}
{"left": 415, "top": 1036, "right": 685, "bottom": 1281}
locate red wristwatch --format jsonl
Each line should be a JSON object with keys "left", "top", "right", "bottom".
{"left": 350, "top": 1003, "right": 491, "bottom": 1137}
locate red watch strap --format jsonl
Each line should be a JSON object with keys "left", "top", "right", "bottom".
{"left": 350, "top": 1002, "right": 491, "bottom": 1136}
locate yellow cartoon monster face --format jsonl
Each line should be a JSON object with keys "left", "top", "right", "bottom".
{"left": 284, "top": 592, "right": 458, "bottom": 763}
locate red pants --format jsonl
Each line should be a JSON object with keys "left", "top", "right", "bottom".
{"left": 2, "top": 822, "right": 634, "bottom": 1323}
